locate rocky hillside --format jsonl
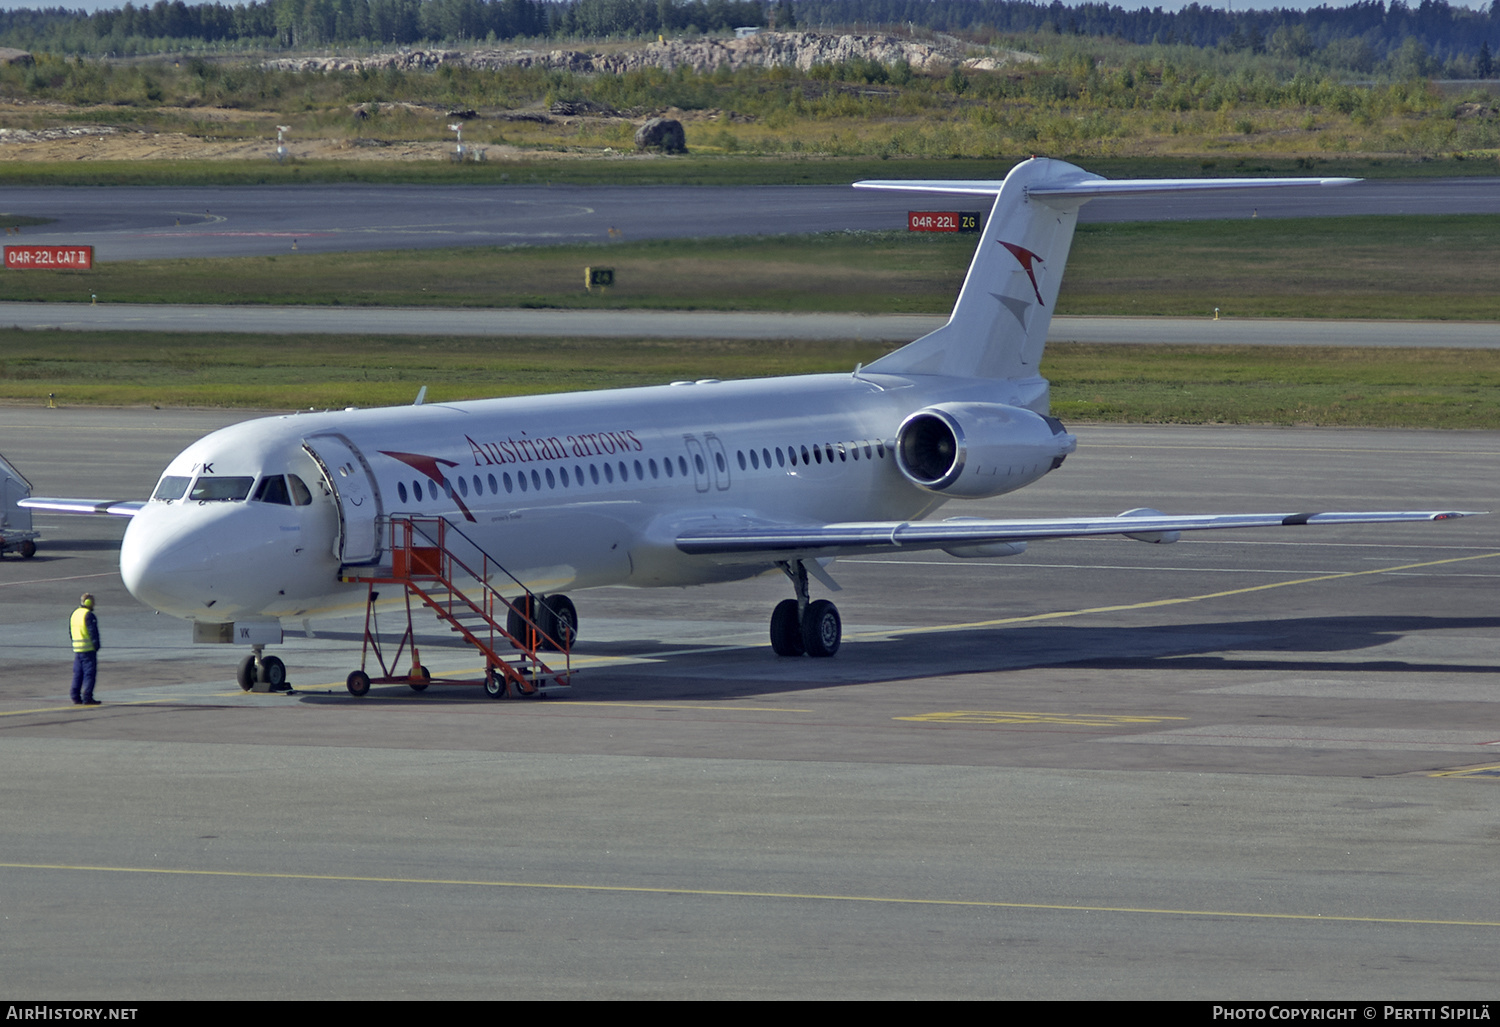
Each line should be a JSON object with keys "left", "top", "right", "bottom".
{"left": 264, "top": 31, "right": 1039, "bottom": 76}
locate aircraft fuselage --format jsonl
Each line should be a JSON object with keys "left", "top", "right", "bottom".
{"left": 122, "top": 370, "right": 1068, "bottom": 623}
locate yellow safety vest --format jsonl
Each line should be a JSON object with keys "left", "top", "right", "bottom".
{"left": 70, "top": 607, "right": 97, "bottom": 653}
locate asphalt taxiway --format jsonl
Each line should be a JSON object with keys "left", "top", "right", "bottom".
{"left": 3, "top": 406, "right": 1498, "bottom": 999}
{"left": 3, "top": 178, "right": 1496, "bottom": 260}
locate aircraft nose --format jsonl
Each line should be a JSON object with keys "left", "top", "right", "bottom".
{"left": 120, "top": 509, "right": 218, "bottom": 619}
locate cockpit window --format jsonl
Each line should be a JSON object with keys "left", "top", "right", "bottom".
{"left": 287, "top": 474, "right": 312, "bottom": 506}
{"left": 151, "top": 475, "right": 191, "bottom": 502}
{"left": 189, "top": 476, "right": 254, "bottom": 502}
{"left": 253, "top": 475, "right": 292, "bottom": 505}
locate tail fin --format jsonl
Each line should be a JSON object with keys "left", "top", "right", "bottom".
{"left": 855, "top": 157, "right": 1358, "bottom": 383}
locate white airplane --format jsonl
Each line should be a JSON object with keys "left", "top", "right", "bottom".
{"left": 23, "top": 157, "right": 1476, "bottom": 691}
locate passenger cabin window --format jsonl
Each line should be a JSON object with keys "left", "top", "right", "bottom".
{"left": 152, "top": 475, "right": 191, "bottom": 502}
{"left": 189, "top": 476, "right": 254, "bottom": 502}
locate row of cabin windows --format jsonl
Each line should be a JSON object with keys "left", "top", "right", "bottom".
{"left": 736, "top": 440, "right": 886, "bottom": 472}
{"left": 394, "top": 438, "right": 889, "bottom": 507}
{"left": 398, "top": 453, "right": 699, "bottom": 506}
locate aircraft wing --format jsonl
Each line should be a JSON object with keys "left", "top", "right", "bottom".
{"left": 19, "top": 497, "right": 144, "bottom": 517}
{"left": 676, "top": 509, "right": 1477, "bottom": 558}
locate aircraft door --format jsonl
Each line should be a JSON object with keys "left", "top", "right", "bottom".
{"left": 302, "top": 433, "right": 384, "bottom": 564}
{"left": 704, "top": 433, "right": 731, "bottom": 491}
{"left": 683, "top": 435, "right": 710, "bottom": 493}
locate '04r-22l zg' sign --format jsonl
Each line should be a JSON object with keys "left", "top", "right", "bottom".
{"left": 907, "top": 211, "right": 982, "bottom": 233}
{"left": 4, "top": 245, "right": 93, "bottom": 269}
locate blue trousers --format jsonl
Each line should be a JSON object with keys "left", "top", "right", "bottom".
{"left": 71, "top": 651, "right": 97, "bottom": 702}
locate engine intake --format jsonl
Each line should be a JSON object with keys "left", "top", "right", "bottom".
{"left": 898, "top": 411, "right": 965, "bottom": 489}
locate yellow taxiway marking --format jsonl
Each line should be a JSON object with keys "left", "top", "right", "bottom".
{"left": 0, "top": 704, "right": 99, "bottom": 718}
{"left": 0, "top": 698, "right": 179, "bottom": 718}
{"left": 852, "top": 551, "right": 1500, "bottom": 639}
{"left": 896, "top": 710, "right": 1188, "bottom": 727}
{"left": 1431, "top": 764, "right": 1500, "bottom": 780}
{"left": 1, "top": 860, "right": 1496, "bottom": 929}
{"left": 1, "top": 693, "right": 808, "bottom": 714}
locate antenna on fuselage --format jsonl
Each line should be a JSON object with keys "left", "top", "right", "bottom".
{"left": 413, "top": 386, "right": 427, "bottom": 406}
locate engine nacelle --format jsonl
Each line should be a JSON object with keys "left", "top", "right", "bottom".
{"left": 895, "top": 403, "right": 1076, "bottom": 500}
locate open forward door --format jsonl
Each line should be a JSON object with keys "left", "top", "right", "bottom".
{"left": 302, "top": 433, "right": 384, "bottom": 564}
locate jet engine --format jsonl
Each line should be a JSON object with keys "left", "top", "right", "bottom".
{"left": 894, "top": 403, "right": 1076, "bottom": 500}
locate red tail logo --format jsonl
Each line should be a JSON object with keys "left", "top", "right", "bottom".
{"left": 1000, "top": 241, "right": 1046, "bottom": 305}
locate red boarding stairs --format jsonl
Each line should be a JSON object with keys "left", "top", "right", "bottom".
{"left": 340, "top": 516, "right": 571, "bottom": 699}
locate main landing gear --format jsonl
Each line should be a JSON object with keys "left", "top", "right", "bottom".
{"left": 506, "top": 594, "right": 578, "bottom": 653}
{"left": 770, "top": 560, "right": 841, "bottom": 658}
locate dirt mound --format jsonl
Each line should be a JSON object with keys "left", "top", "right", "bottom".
{"left": 264, "top": 31, "right": 1036, "bottom": 76}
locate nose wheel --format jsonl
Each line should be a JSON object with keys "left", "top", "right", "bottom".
{"left": 770, "top": 561, "right": 841, "bottom": 657}
{"left": 236, "top": 647, "right": 290, "bottom": 691}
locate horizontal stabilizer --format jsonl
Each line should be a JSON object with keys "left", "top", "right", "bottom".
{"left": 854, "top": 175, "right": 1358, "bottom": 202}
{"left": 20, "top": 497, "right": 143, "bottom": 517}
{"left": 677, "top": 509, "right": 1479, "bottom": 558}
{"left": 856, "top": 158, "right": 1360, "bottom": 384}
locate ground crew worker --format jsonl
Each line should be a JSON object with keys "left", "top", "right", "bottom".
{"left": 69, "top": 593, "right": 101, "bottom": 706}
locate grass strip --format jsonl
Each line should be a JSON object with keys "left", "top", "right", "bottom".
{"left": 4, "top": 215, "right": 1499, "bottom": 322}
{"left": 0, "top": 330, "right": 894, "bottom": 409}
{"left": 4, "top": 330, "right": 1499, "bottom": 429}
{"left": 1062, "top": 215, "right": 1500, "bottom": 321}
{"left": 1, "top": 232, "right": 975, "bottom": 314}
{"left": 1046, "top": 343, "right": 1500, "bottom": 429}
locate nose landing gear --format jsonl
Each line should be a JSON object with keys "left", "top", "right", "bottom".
{"left": 770, "top": 559, "right": 841, "bottom": 658}
{"left": 236, "top": 645, "right": 290, "bottom": 692}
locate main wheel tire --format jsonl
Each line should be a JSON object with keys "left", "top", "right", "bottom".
{"left": 800, "top": 599, "right": 841, "bottom": 658}
{"left": 409, "top": 665, "right": 430, "bottom": 692}
{"left": 537, "top": 594, "right": 577, "bottom": 651}
{"left": 483, "top": 666, "right": 505, "bottom": 699}
{"left": 346, "top": 670, "right": 371, "bottom": 697}
{"left": 236, "top": 654, "right": 256, "bottom": 691}
{"left": 770, "top": 599, "right": 806, "bottom": 657}
{"left": 19, "top": 540, "right": 36, "bottom": 558}
{"left": 506, "top": 595, "right": 534, "bottom": 649}
{"left": 258, "top": 655, "right": 287, "bottom": 689}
